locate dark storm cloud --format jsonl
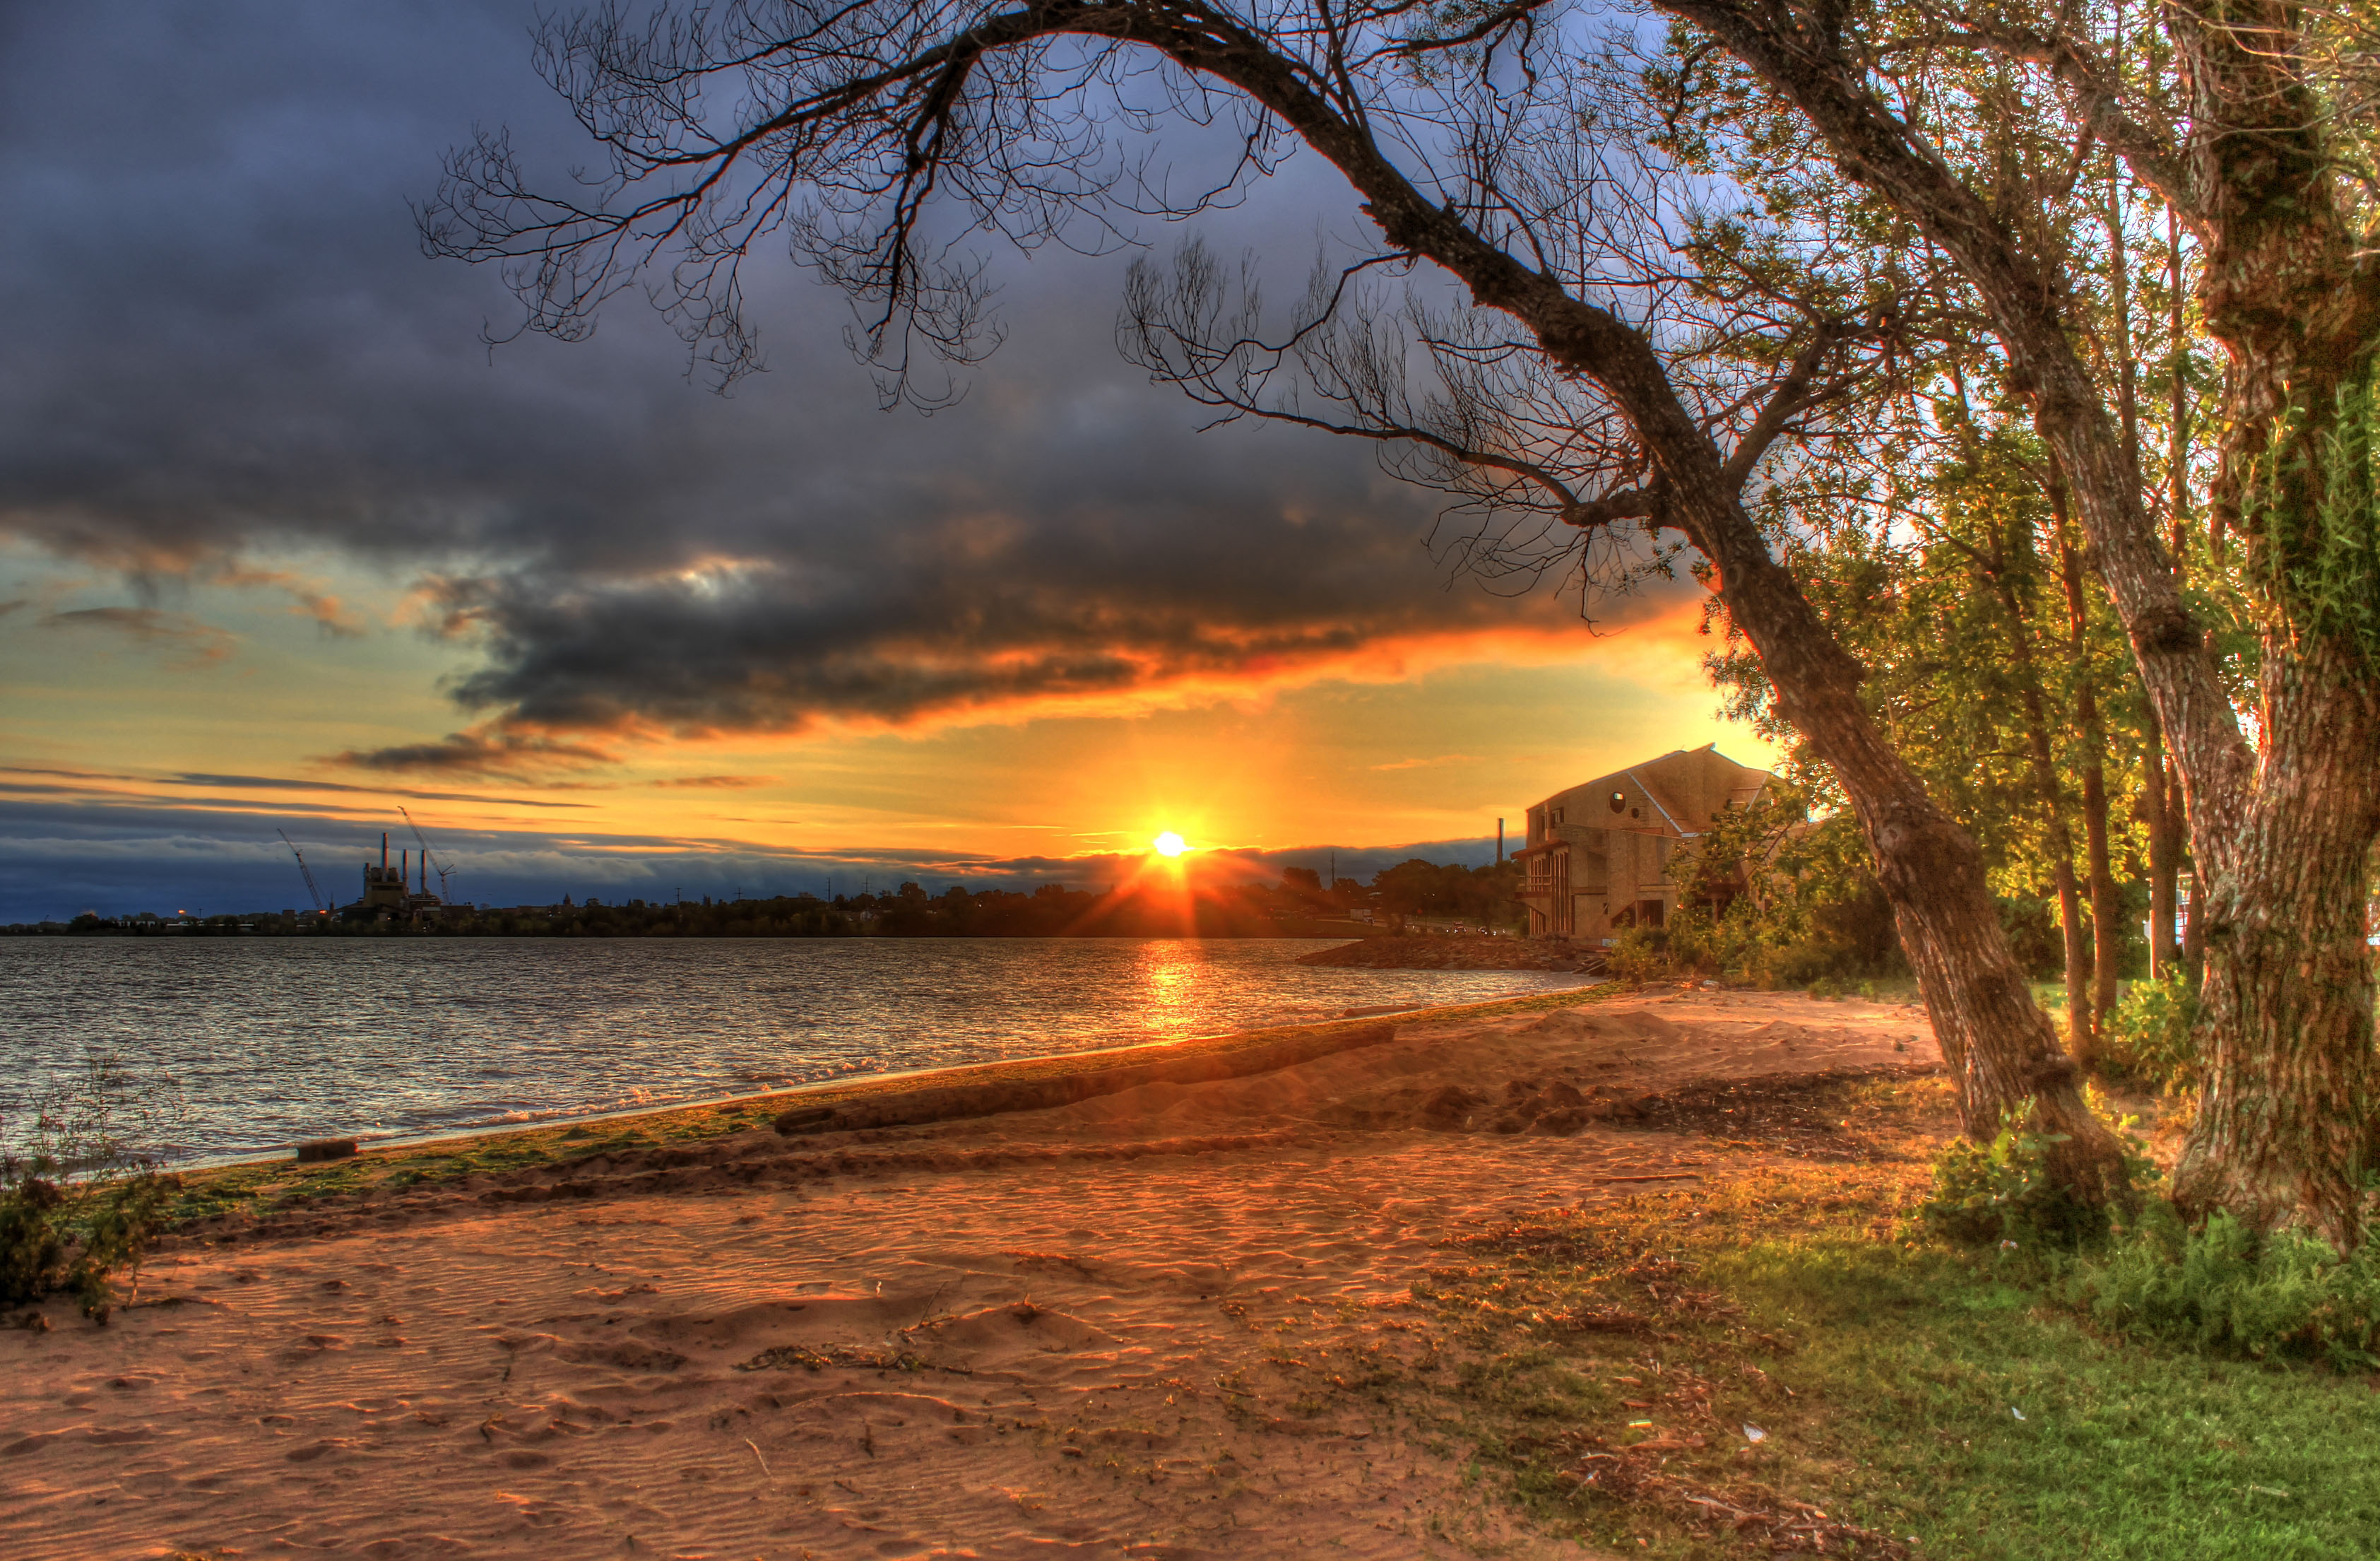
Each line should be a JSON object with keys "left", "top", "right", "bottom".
{"left": 0, "top": 1, "right": 1602, "bottom": 762}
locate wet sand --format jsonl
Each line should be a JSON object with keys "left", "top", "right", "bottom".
{"left": 2, "top": 986, "right": 1938, "bottom": 1560}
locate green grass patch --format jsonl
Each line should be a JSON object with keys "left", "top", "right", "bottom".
{"left": 1398, "top": 1078, "right": 2380, "bottom": 1559}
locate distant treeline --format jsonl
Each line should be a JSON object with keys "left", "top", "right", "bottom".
{"left": 11, "top": 858, "right": 1527, "bottom": 939}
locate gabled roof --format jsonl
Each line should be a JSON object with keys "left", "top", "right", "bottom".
{"left": 1534, "top": 743, "right": 1772, "bottom": 840}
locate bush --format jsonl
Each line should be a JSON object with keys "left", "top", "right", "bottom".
{"left": 1606, "top": 924, "right": 1674, "bottom": 982}
{"left": 2071, "top": 1202, "right": 2380, "bottom": 1371}
{"left": 1, "top": 1053, "right": 185, "bottom": 1321}
{"left": 1919, "top": 1105, "right": 2108, "bottom": 1249}
{"left": 1919, "top": 1093, "right": 2156, "bottom": 1251}
{"left": 2100, "top": 974, "right": 2198, "bottom": 1093}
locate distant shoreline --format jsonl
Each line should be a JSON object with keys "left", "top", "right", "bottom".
{"left": 6, "top": 895, "right": 1398, "bottom": 941}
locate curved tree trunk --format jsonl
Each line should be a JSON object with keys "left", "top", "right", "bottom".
{"left": 1140, "top": 25, "right": 2129, "bottom": 1196}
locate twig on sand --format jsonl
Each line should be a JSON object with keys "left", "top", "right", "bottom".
{"left": 743, "top": 1437, "right": 771, "bottom": 1478}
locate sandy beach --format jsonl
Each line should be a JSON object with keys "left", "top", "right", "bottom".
{"left": 4, "top": 986, "right": 1940, "bottom": 1560}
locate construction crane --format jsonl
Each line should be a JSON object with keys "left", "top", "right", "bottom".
{"left": 277, "top": 830, "right": 327, "bottom": 915}
{"left": 398, "top": 806, "right": 456, "bottom": 902}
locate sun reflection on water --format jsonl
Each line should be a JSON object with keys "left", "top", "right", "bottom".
{"left": 1135, "top": 940, "right": 1208, "bottom": 1039}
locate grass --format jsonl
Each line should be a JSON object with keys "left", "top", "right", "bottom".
{"left": 160, "top": 1105, "right": 780, "bottom": 1227}
{"left": 1385, "top": 1077, "right": 2380, "bottom": 1560}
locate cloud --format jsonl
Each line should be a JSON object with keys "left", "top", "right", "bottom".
{"left": 652, "top": 774, "right": 775, "bottom": 789}
{"left": 37, "top": 606, "right": 237, "bottom": 664}
{"left": 0, "top": 1, "right": 1680, "bottom": 760}
{"left": 0, "top": 766, "right": 595, "bottom": 810}
{"left": 1370, "top": 753, "right": 1481, "bottom": 772}
{"left": 332, "top": 724, "right": 620, "bottom": 781}
{"left": 208, "top": 565, "right": 368, "bottom": 637}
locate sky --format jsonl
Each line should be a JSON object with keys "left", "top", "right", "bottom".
{"left": 0, "top": 1, "right": 1772, "bottom": 923}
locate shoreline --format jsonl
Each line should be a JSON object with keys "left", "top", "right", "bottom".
{"left": 163, "top": 979, "right": 1621, "bottom": 1215}
{"left": 17, "top": 982, "right": 1948, "bottom": 1559}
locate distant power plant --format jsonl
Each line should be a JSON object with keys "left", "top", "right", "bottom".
{"left": 343, "top": 825, "right": 472, "bottom": 921}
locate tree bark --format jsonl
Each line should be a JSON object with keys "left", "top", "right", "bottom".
{"left": 2048, "top": 466, "right": 2124, "bottom": 1050}
{"left": 2140, "top": 708, "right": 2181, "bottom": 979}
{"left": 2174, "top": 638, "right": 2380, "bottom": 1240}
{"left": 2148, "top": 208, "right": 2188, "bottom": 982}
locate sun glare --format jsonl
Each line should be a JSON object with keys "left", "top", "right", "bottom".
{"left": 1151, "top": 831, "right": 1188, "bottom": 857}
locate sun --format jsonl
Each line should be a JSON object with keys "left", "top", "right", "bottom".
{"left": 1151, "top": 831, "right": 1188, "bottom": 858}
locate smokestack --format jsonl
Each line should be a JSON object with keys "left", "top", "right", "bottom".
{"left": 381, "top": 832, "right": 389, "bottom": 871}
{"left": 401, "top": 849, "right": 408, "bottom": 889}
{"left": 1498, "top": 818, "right": 1505, "bottom": 864}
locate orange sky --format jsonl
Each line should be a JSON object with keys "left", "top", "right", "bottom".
{"left": 4, "top": 536, "right": 1772, "bottom": 909}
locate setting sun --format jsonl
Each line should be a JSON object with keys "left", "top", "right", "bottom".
{"left": 1151, "top": 831, "right": 1188, "bottom": 857}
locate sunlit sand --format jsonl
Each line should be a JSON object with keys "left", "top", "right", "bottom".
{"left": 3, "top": 986, "right": 1938, "bottom": 1558}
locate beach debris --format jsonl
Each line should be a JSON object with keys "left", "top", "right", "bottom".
{"left": 1742, "top": 1424, "right": 1767, "bottom": 1443}
{"left": 742, "top": 1436, "right": 772, "bottom": 1477}
{"left": 294, "top": 1138, "right": 357, "bottom": 1163}
{"left": 735, "top": 1341, "right": 970, "bottom": 1376}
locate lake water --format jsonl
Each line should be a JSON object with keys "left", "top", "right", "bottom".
{"left": 1, "top": 938, "right": 1585, "bottom": 1161}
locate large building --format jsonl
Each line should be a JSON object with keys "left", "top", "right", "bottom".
{"left": 352, "top": 832, "right": 451, "bottom": 921}
{"left": 1514, "top": 745, "right": 1772, "bottom": 942}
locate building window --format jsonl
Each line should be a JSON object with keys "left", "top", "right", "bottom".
{"left": 1609, "top": 791, "right": 1626, "bottom": 813}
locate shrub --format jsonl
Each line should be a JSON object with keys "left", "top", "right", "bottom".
{"left": 1, "top": 1052, "right": 185, "bottom": 1321}
{"left": 1919, "top": 1105, "right": 2103, "bottom": 1249}
{"left": 2100, "top": 974, "right": 2198, "bottom": 1093}
{"left": 2071, "top": 1203, "right": 2380, "bottom": 1371}
{"left": 1919, "top": 1094, "right": 2155, "bottom": 1251}
{"left": 1605, "top": 924, "right": 1674, "bottom": 982}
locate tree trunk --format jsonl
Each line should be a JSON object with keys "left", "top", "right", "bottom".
{"left": 2148, "top": 209, "right": 2188, "bottom": 982}
{"left": 1982, "top": 541, "right": 2091, "bottom": 1063}
{"left": 2174, "top": 640, "right": 2380, "bottom": 1244}
{"left": 2049, "top": 472, "right": 2124, "bottom": 1049}
{"left": 2160, "top": 0, "right": 2380, "bottom": 1247}
{"left": 2141, "top": 711, "right": 2182, "bottom": 979}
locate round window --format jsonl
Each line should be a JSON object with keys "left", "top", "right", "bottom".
{"left": 1609, "top": 791, "right": 1625, "bottom": 813}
